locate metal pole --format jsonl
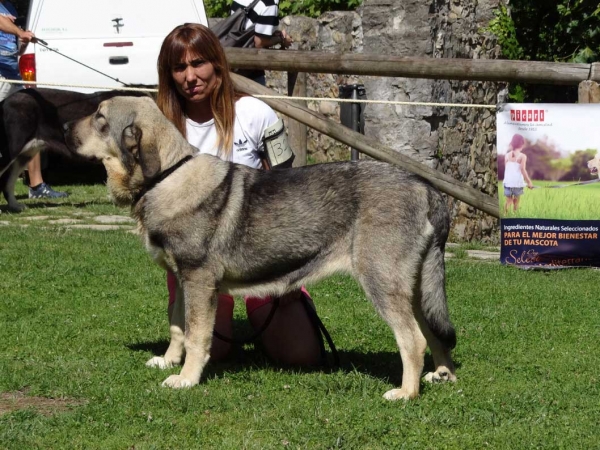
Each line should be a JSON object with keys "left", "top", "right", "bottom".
{"left": 339, "top": 84, "right": 366, "bottom": 161}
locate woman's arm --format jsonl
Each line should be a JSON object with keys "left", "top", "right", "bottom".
{"left": 253, "top": 30, "right": 293, "bottom": 49}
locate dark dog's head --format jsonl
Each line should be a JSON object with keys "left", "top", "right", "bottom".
{"left": 64, "top": 96, "right": 173, "bottom": 206}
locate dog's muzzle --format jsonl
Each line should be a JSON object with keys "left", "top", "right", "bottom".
{"left": 63, "top": 120, "right": 80, "bottom": 151}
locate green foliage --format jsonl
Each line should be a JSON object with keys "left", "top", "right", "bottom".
{"left": 16, "top": 0, "right": 362, "bottom": 20}
{"left": 509, "top": 0, "right": 600, "bottom": 102}
{"left": 279, "top": 0, "right": 362, "bottom": 17}
{"left": 487, "top": 5, "right": 524, "bottom": 61}
{"left": 510, "top": 0, "right": 600, "bottom": 63}
{"left": 561, "top": 149, "right": 598, "bottom": 181}
{"left": 507, "top": 83, "right": 526, "bottom": 103}
{"left": 484, "top": 5, "right": 526, "bottom": 102}
{"left": 205, "top": 0, "right": 362, "bottom": 18}
{"left": 204, "top": 0, "right": 232, "bottom": 18}
{"left": 500, "top": 144, "right": 598, "bottom": 183}
{"left": 485, "top": 1, "right": 600, "bottom": 102}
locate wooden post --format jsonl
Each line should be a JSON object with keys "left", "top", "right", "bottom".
{"left": 578, "top": 80, "right": 600, "bottom": 103}
{"left": 287, "top": 72, "right": 308, "bottom": 167}
{"left": 225, "top": 48, "right": 594, "bottom": 85}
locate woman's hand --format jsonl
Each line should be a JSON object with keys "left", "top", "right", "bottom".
{"left": 273, "top": 30, "right": 293, "bottom": 49}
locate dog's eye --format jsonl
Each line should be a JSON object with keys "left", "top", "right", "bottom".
{"left": 95, "top": 113, "right": 108, "bottom": 133}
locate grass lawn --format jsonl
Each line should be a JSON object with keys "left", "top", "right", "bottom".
{"left": 499, "top": 181, "right": 600, "bottom": 219}
{"left": 1, "top": 181, "right": 599, "bottom": 448}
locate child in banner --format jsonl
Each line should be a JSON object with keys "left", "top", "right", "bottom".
{"left": 503, "top": 133, "right": 533, "bottom": 214}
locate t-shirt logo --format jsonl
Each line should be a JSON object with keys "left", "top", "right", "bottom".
{"left": 234, "top": 138, "right": 248, "bottom": 152}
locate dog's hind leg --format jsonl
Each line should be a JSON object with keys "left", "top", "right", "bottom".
{"left": 146, "top": 280, "right": 185, "bottom": 369}
{"left": 419, "top": 242, "right": 457, "bottom": 384}
{"left": 2, "top": 157, "right": 28, "bottom": 212}
{"left": 1, "top": 140, "right": 46, "bottom": 212}
{"left": 360, "top": 270, "right": 428, "bottom": 401}
{"left": 161, "top": 269, "right": 218, "bottom": 389}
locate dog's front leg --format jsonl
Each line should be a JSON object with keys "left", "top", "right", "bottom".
{"left": 146, "top": 279, "right": 185, "bottom": 369}
{"left": 2, "top": 160, "right": 28, "bottom": 212}
{"left": 161, "top": 270, "right": 217, "bottom": 389}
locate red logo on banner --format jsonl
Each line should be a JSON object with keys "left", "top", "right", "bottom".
{"left": 509, "top": 109, "right": 545, "bottom": 122}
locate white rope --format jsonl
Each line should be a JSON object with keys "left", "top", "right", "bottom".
{"left": 2, "top": 79, "right": 156, "bottom": 92}
{"left": 253, "top": 94, "right": 497, "bottom": 109}
{"left": 2, "top": 79, "right": 497, "bottom": 109}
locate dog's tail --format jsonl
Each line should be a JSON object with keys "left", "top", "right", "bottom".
{"left": 420, "top": 188, "right": 456, "bottom": 350}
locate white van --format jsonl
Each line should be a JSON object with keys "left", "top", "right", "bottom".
{"left": 20, "top": 0, "right": 208, "bottom": 93}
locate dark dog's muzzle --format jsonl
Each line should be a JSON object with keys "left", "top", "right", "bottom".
{"left": 63, "top": 120, "right": 80, "bottom": 151}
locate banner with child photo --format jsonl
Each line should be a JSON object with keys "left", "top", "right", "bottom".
{"left": 497, "top": 104, "right": 600, "bottom": 268}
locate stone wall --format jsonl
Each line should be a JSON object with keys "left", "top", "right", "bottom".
{"left": 428, "top": 0, "right": 507, "bottom": 243}
{"left": 239, "top": 0, "right": 506, "bottom": 242}
{"left": 267, "top": 12, "right": 364, "bottom": 163}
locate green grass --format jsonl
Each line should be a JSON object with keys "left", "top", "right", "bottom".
{"left": 0, "top": 179, "right": 128, "bottom": 218}
{"left": 499, "top": 181, "right": 600, "bottom": 219}
{"left": 1, "top": 181, "right": 599, "bottom": 448}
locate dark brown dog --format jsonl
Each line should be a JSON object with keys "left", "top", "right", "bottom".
{"left": 0, "top": 88, "right": 148, "bottom": 212}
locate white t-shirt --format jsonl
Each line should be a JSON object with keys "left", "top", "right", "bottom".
{"left": 186, "top": 96, "right": 278, "bottom": 169}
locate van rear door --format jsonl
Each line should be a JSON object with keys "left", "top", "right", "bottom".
{"left": 24, "top": 0, "right": 207, "bottom": 92}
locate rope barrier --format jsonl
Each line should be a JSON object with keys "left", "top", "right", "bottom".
{"left": 2, "top": 79, "right": 156, "bottom": 93}
{"left": 254, "top": 94, "right": 497, "bottom": 109}
{"left": 2, "top": 79, "right": 497, "bottom": 109}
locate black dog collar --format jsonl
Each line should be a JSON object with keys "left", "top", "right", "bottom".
{"left": 133, "top": 155, "right": 194, "bottom": 205}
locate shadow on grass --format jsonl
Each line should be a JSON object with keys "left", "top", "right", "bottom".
{"left": 0, "top": 201, "right": 112, "bottom": 214}
{"left": 128, "top": 340, "right": 461, "bottom": 387}
{"left": 8, "top": 199, "right": 112, "bottom": 208}
{"left": 0, "top": 203, "right": 59, "bottom": 213}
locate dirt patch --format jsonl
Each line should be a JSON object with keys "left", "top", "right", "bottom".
{"left": 0, "top": 389, "right": 86, "bottom": 417}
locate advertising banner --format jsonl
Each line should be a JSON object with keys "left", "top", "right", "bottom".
{"left": 497, "top": 104, "right": 600, "bottom": 268}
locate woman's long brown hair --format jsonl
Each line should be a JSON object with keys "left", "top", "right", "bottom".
{"left": 157, "top": 23, "right": 241, "bottom": 158}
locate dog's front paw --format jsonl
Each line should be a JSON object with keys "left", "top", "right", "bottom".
{"left": 423, "top": 368, "right": 457, "bottom": 384}
{"left": 146, "top": 356, "right": 176, "bottom": 369}
{"left": 8, "top": 202, "right": 26, "bottom": 213}
{"left": 383, "top": 388, "right": 418, "bottom": 401}
{"left": 161, "top": 374, "right": 195, "bottom": 389}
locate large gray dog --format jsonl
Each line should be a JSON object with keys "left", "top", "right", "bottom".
{"left": 64, "top": 96, "right": 457, "bottom": 400}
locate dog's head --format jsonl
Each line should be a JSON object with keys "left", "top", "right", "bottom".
{"left": 588, "top": 152, "right": 600, "bottom": 178}
{"left": 65, "top": 96, "right": 172, "bottom": 206}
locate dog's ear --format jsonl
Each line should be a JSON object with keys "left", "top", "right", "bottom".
{"left": 121, "top": 122, "right": 161, "bottom": 179}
